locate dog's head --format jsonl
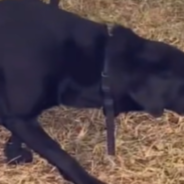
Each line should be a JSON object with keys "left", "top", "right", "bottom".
{"left": 106, "top": 25, "right": 184, "bottom": 117}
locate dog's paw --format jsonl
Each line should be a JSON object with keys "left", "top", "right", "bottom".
{"left": 4, "top": 143, "right": 33, "bottom": 165}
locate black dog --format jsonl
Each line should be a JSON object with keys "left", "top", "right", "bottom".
{"left": 105, "top": 27, "right": 184, "bottom": 118}
{"left": 1, "top": 0, "right": 184, "bottom": 184}
{"left": 0, "top": 1, "right": 141, "bottom": 184}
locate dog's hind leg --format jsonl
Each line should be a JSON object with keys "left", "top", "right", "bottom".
{"left": 4, "top": 133, "right": 33, "bottom": 165}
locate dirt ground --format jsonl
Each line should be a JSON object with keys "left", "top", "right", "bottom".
{"left": 1, "top": 0, "right": 184, "bottom": 184}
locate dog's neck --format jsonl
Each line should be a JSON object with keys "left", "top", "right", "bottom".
{"left": 58, "top": 25, "right": 116, "bottom": 109}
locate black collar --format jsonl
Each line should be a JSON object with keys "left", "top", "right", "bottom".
{"left": 101, "top": 29, "right": 116, "bottom": 155}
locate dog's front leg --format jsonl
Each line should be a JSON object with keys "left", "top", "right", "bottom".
{"left": 4, "top": 117, "right": 106, "bottom": 184}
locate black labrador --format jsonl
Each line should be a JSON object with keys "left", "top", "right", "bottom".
{"left": 1, "top": 0, "right": 184, "bottom": 184}
{"left": 0, "top": 1, "right": 141, "bottom": 184}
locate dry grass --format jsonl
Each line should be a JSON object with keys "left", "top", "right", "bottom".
{"left": 1, "top": 0, "right": 184, "bottom": 183}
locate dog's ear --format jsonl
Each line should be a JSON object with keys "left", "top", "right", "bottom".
{"left": 106, "top": 25, "right": 148, "bottom": 78}
{"left": 110, "top": 25, "right": 144, "bottom": 53}
{"left": 137, "top": 40, "right": 166, "bottom": 64}
{"left": 106, "top": 25, "right": 145, "bottom": 71}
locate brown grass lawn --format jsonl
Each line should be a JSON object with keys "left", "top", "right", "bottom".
{"left": 1, "top": 0, "right": 184, "bottom": 183}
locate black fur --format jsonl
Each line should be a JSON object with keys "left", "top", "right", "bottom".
{"left": 0, "top": 1, "right": 110, "bottom": 184}
{"left": 1, "top": 0, "right": 184, "bottom": 184}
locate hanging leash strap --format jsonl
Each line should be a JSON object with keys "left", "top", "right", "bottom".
{"left": 101, "top": 27, "right": 116, "bottom": 155}
{"left": 101, "top": 63, "right": 115, "bottom": 155}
